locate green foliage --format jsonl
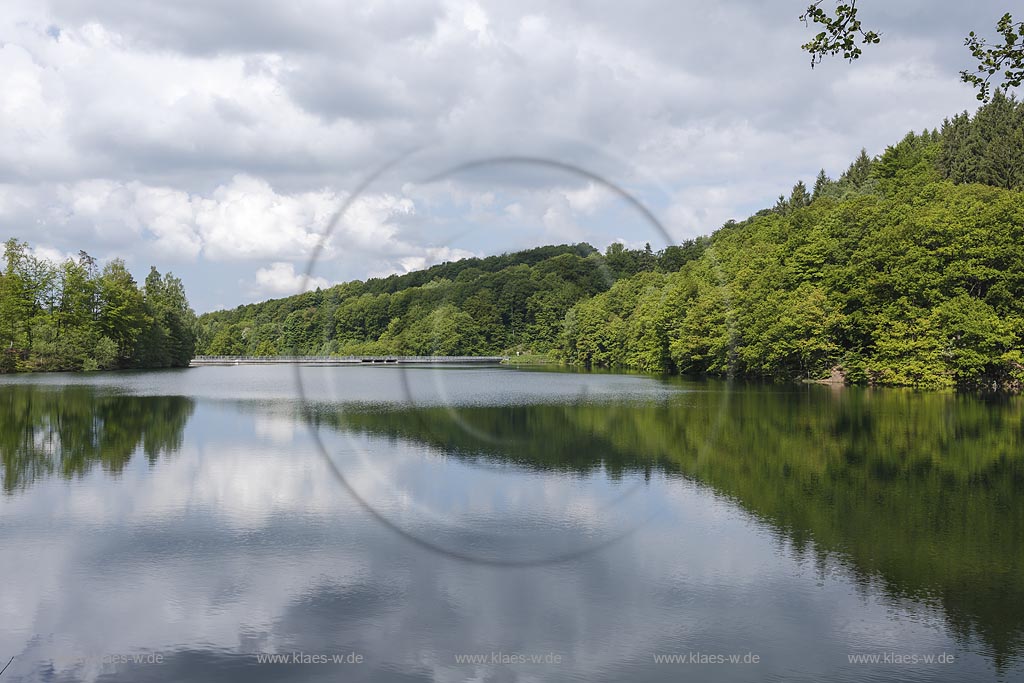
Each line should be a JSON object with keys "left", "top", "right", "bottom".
{"left": 799, "top": 1, "right": 881, "bottom": 68}
{"left": 812, "top": 169, "right": 834, "bottom": 199}
{"left": 0, "top": 242, "right": 195, "bottom": 373}
{"left": 962, "top": 12, "right": 1024, "bottom": 102}
{"left": 657, "top": 237, "right": 710, "bottom": 272}
{"left": 789, "top": 180, "right": 812, "bottom": 210}
{"left": 196, "top": 243, "right": 685, "bottom": 358}
{"left": 92, "top": 336, "right": 119, "bottom": 370}
{"left": 798, "top": 5, "right": 1021, "bottom": 102}
{"left": 400, "top": 304, "right": 485, "bottom": 355}
{"left": 940, "top": 92, "right": 1024, "bottom": 190}
{"left": 97, "top": 259, "right": 147, "bottom": 358}
{"left": 557, "top": 97, "right": 1024, "bottom": 390}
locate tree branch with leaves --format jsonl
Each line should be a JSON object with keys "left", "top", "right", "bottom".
{"left": 799, "top": 4, "right": 1022, "bottom": 102}
{"left": 961, "top": 12, "right": 1024, "bottom": 101}
{"left": 799, "top": 1, "right": 880, "bottom": 68}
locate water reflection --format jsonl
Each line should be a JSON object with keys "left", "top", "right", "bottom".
{"left": 0, "top": 384, "right": 193, "bottom": 492}
{"left": 0, "top": 374, "right": 1022, "bottom": 682}
{"left": 327, "top": 387, "right": 1024, "bottom": 668}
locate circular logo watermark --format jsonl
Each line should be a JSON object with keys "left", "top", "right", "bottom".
{"left": 293, "top": 143, "right": 731, "bottom": 566}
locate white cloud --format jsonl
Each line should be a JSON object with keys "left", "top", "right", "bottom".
{"left": 30, "top": 244, "right": 77, "bottom": 264}
{"left": 564, "top": 182, "right": 610, "bottom": 215}
{"left": 252, "top": 261, "right": 331, "bottom": 297}
{"left": 541, "top": 196, "right": 581, "bottom": 238}
{"left": 193, "top": 176, "right": 334, "bottom": 261}
{"left": 0, "top": 0, "right": 990, "bottom": 311}
{"left": 0, "top": 176, "right": 421, "bottom": 263}
{"left": 394, "top": 246, "right": 477, "bottom": 275}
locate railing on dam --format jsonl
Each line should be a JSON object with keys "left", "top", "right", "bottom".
{"left": 189, "top": 355, "right": 508, "bottom": 366}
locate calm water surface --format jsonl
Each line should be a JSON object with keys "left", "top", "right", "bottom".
{"left": 1, "top": 365, "right": 1022, "bottom": 682}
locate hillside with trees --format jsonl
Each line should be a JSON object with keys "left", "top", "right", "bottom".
{"left": 0, "top": 240, "right": 196, "bottom": 372}
{"left": 195, "top": 95, "right": 1024, "bottom": 390}
{"left": 195, "top": 242, "right": 699, "bottom": 357}
{"left": 559, "top": 93, "right": 1024, "bottom": 390}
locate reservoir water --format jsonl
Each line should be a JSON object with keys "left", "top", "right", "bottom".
{"left": 1, "top": 365, "right": 1022, "bottom": 681}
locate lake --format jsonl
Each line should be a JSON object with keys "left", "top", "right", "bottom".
{"left": 1, "top": 365, "right": 1022, "bottom": 682}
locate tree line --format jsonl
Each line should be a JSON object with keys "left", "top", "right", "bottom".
{"left": 196, "top": 242, "right": 707, "bottom": 358}
{"left": 197, "top": 95, "right": 1024, "bottom": 390}
{"left": 0, "top": 240, "right": 196, "bottom": 372}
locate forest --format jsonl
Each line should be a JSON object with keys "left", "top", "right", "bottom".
{"left": 195, "top": 95, "right": 1024, "bottom": 390}
{"left": 0, "top": 239, "right": 196, "bottom": 372}
{"left": 196, "top": 241, "right": 707, "bottom": 359}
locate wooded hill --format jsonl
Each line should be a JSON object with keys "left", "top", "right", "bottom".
{"left": 197, "top": 94, "right": 1024, "bottom": 390}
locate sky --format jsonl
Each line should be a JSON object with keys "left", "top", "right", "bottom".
{"left": 0, "top": 0, "right": 999, "bottom": 312}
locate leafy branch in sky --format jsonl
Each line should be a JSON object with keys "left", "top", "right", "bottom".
{"left": 799, "top": 1, "right": 881, "bottom": 68}
{"left": 961, "top": 13, "right": 1024, "bottom": 101}
{"left": 800, "top": 4, "right": 1023, "bottom": 102}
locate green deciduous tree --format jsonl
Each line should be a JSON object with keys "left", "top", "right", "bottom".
{"left": 97, "top": 259, "right": 147, "bottom": 363}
